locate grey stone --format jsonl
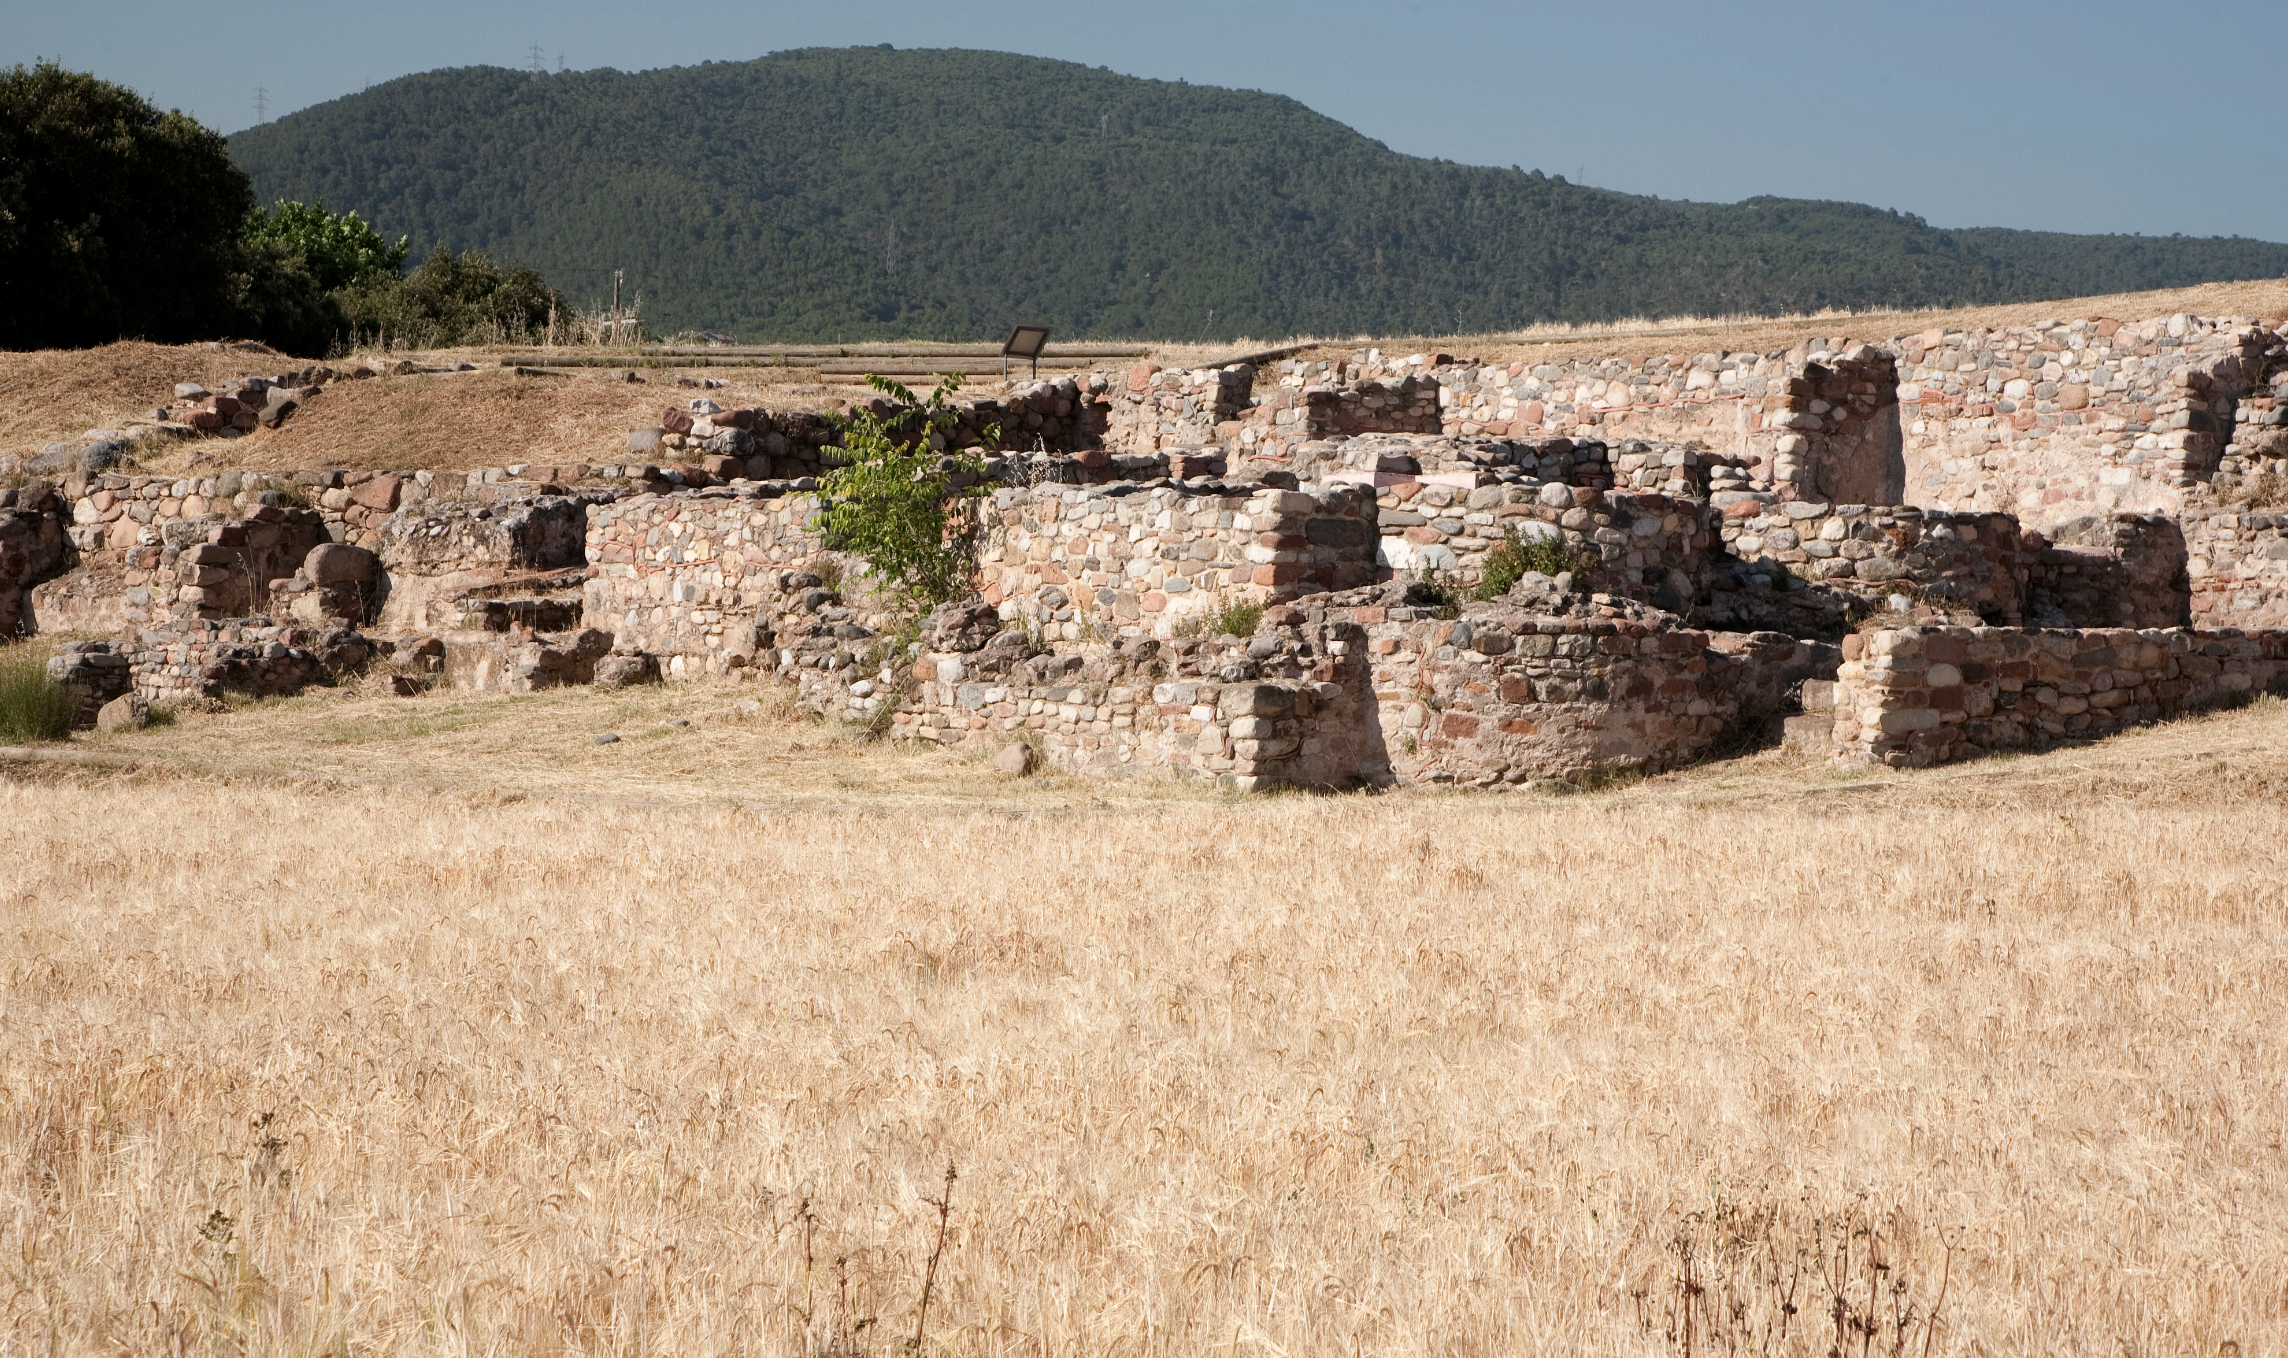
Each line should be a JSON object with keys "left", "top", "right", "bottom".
{"left": 593, "top": 732, "right": 621, "bottom": 744}
{"left": 627, "top": 427, "right": 666, "bottom": 456}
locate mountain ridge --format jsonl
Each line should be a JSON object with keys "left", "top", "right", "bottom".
{"left": 227, "top": 46, "right": 2288, "bottom": 342}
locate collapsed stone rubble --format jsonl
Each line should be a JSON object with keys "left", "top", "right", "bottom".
{"left": 6, "top": 308, "right": 2286, "bottom": 783}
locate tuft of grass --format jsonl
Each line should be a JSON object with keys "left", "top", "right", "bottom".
{"left": 2235, "top": 467, "right": 2288, "bottom": 508}
{"left": 0, "top": 645, "right": 78, "bottom": 742}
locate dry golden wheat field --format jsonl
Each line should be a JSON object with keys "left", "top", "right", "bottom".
{"left": 4, "top": 677, "right": 2286, "bottom": 1357}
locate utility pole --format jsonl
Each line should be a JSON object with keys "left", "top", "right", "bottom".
{"left": 252, "top": 86, "right": 268, "bottom": 122}
{"left": 611, "top": 270, "right": 623, "bottom": 345}
{"left": 528, "top": 43, "right": 546, "bottom": 74}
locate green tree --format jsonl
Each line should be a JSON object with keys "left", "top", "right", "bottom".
{"left": 243, "top": 199, "right": 406, "bottom": 292}
{"left": 819, "top": 375, "right": 995, "bottom": 609}
{"left": 338, "top": 245, "right": 562, "bottom": 348}
{"left": 0, "top": 61, "right": 252, "bottom": 349}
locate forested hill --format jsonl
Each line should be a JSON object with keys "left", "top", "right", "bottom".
{"left": 229, "top": 47, "right": 2288, "bottom": 343}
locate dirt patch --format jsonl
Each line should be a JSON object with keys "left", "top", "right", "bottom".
{"left": 0, "top": 340, "right": 288, "bottom": 456}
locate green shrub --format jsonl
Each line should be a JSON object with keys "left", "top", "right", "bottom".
{"left": 338, "top": 245, "right": 564, "bottom": 350}
{"left": 1206, "top": 601, "right": 1264, "bottom": 638}
{"left": 1471, "top": 524, "right": 1588, "bottom": 600}
{"left": 0, "top": 651, "right": 78, "bottom": 743}
{"left": 818, "top": 374, "right": 997, "bottom": 610}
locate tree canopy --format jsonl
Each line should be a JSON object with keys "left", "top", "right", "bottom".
{"left": 0, "top": 63, "right": 567, "bottom": 356}
{"left": 0, "top": 61, "right": 252, "bottom": 349}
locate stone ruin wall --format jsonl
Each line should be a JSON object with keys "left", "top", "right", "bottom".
{"left": 1155, "top": 341, "right": 1906, "bottom": 508}
{"left": 1815, "top": 623, "right": 2288, "bottom": 768}
{"left": 883, "top": 595, "right": 1831, "bottom": 790}
{"left": 581, "top": 488, "right": 830, "bottom": 679}
{"left": 12, "top": 307, "right": 2288, "bottom": 784}
{"left": 1893, "top": 316, "right": 2286, "bottom": 524}
{"left": 978, "top": 483, "right": 1381, "bottom": 640}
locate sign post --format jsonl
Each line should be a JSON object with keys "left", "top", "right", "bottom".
{"left": 1001, "top": 325, "right": 1052, "bottom": 382}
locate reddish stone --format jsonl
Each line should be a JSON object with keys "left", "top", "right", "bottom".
{"left": 1497, "top": 674, "right": 1534, "bottom": 703}
{"left": 349, "top": 474, "right": 402, "bottom": 511}
{"left": 1438, "top": 711, "right": 1480, "bottom": 738}
{"left": 1498, "top": 718, "right": 1538, "bottom": 735}
{"left": 1253, "top": 563, "right": 1310, "bottom": 585}
{"left": 1126, "top": 363, "right": 1161, "bottom": 393}
{"left": 1072, "top": 448, "right": 1110, "bottom": 469}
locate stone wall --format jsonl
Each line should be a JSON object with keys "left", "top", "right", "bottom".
{"left": 45, "top": 621, "right": 377, "bottom": 707}
{"left": 1372, "top": 481, "right": 1710, "bottom": 605}
{"left": 1263, "top": 431, "right": 1621, "bottom": 490}
{"left": 2029, "top": 514, "right": 2189, "bottom": 630}
{"left": 887, "top": 624, "right": 1383, "bottom": 791}
{"left": 1819, "top": 623, "right": 2288, "bottom": 767}
{"left": 581, "top": 488, "right": 837, "bottom": 677}
{"left": 31, "top": 502, "right": 331, "bottom": 634}
{"left": 1896, "top": 316, "right": 2286, "bottom": 529}
{"left": 1105, "top": 364, "right": 1257, "bottom": 455}
{"left": 0, "top": 489, "right": 69, "bottom": 636}
{"left": 1714, "top": 500, "right": 2029, "bottom": 623}
{"left": 2181, "top": 503, "right": 2288, "bottom": 630}
{"left": 873, "top": 583, "right": 1828, "bottom": 790}
{"left": 372, "top": 494, "right": 606, "bottom": 631}
{"left": 127, "top": 619, "right": 376, "bottom": 704}
{"left": 978, "top": 482, "right": 1380, "bottom": 641}
{"left": 649, "top": 376, "right": 1114, "bottom": 478}
{"left": 1324, "top": 591, "right": 1830, "bottom": 786}
{"left": 1218, "top": 343, "right": 1901, "bottom": 505}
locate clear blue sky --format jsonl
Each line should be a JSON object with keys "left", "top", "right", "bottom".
{"left": 8, "top": 0, "right": 2283, "bottom": 242}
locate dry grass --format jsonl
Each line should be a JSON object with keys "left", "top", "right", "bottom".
{"left": 1162, "top": 275, "right": 2288, "bottom": 370}
{"left": 5, "top": 682, "right": 2288, "bottom": 1355}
